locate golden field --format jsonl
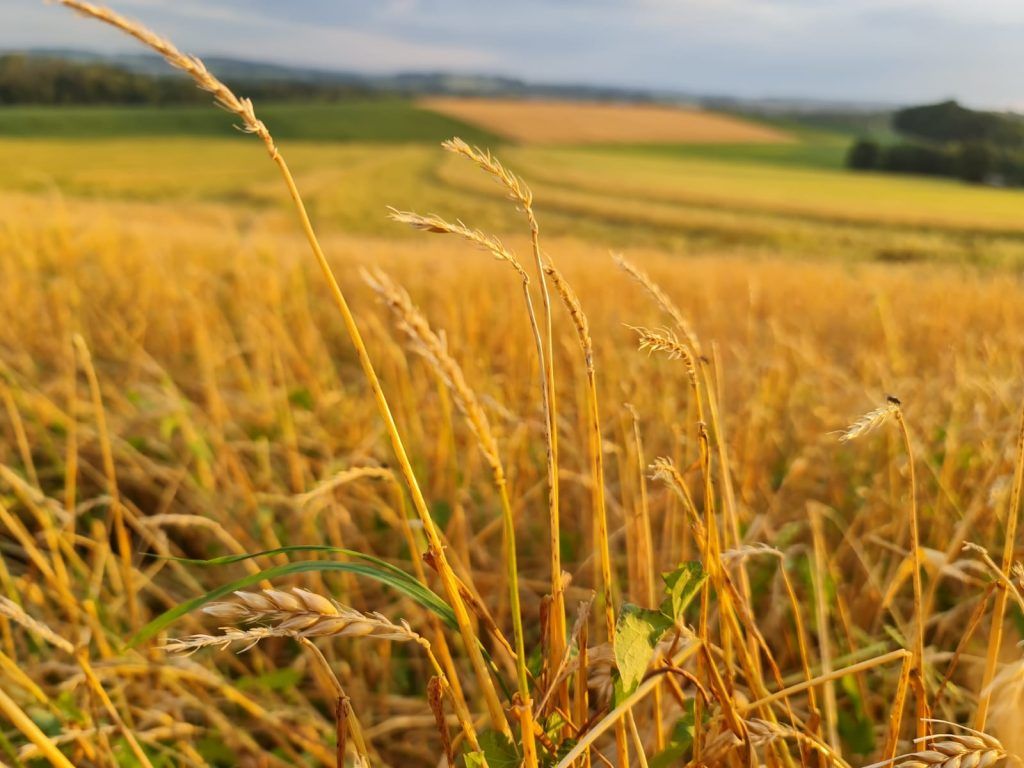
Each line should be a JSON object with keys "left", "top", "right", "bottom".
{"left": 419, "top": 98, "right": 793, "bottom": 145}
{"left": 2, "top": 8, "right": 1024, "bottom": 766}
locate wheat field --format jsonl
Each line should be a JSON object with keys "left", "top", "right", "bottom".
{"left": 419, "top": 98, "right": 792, "bottom": 145}
{"left": 1, "top": 3, "right": 1024, "bottom": 768}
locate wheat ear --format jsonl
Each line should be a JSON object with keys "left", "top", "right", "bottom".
{"left": 58, "top": 1, "right": 275, "bottom": 155}
{"left": 863, "top": 719, "right": 1008, "bottom": 768}
{"left": 163, "top": 588, "right": 427, "bottom": 654}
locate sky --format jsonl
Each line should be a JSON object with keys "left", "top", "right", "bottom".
{"left": 4, "top": 0, "right": 1024, "bottom": 109}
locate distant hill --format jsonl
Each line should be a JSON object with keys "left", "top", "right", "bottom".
{"left": 1, "top": 49, "right": 898, "bottom": 128}
{"left": 893, "top": 100, "right": 1024, "bottom": 148}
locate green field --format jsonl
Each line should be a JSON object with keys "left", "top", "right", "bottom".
{"left": 0, "top": 99, "right": 502, "bottom": 144}
{"left": 1, "top": 101, "right": 1023, "bottom": 266}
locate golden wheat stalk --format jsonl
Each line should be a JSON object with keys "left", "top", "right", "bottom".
{"left": 58, "top": 1, "right": 275, "bottom": 155}
{"left": 544, "top": 262, "right": 630, "bottom": 761}
{"left": 631, "top": 325, "right": 697, "bottom": 374}
{"left": 842, "top": 396, "right": 931, "bottom": 736}
{"left": 976, "top": 403, "right": 1024, "bottom": 730}
{"left": 163, "top": 588, "right": 426, "bottom": 654}
{"left": 442, "top": 138, "right": 533, "bottom": 211}
{"left": 57, "top": 0, "right": 509, "bottom": 734}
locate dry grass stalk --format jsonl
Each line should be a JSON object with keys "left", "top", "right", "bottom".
{"left": 0, "top": 597, "right": 75, "bottom": 654}
{"left": 164, "top": 588, "right": 426, "bottom": 654}
{"left": 58, "top": 1, "right": 275, "bottom": 155}
{"left": 699, "top": 718, "right": 851, "bottom": 768}
{"left": 442, "top": 138, "right": 569, "bottom": 715}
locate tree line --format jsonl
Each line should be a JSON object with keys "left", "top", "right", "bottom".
{"left": 0, "top": 54, "right": 368, "bottom": 105}
{"left": 847, "top": 100, "right": 1024, "bottom": 186}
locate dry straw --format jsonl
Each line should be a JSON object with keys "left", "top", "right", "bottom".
{"left": 0, "top": 596, "right": 75, "bottom": 654}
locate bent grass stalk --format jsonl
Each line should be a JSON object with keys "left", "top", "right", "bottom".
{"left": 57, "top": 0, "right": 509, "bottom": 737}
{"left": 363, "top": 268, "right": 538, "bottom": 767}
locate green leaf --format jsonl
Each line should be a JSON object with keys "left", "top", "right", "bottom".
{"left": 463, "top": 753, "right": 486, "bottom": 768}
{"left": 477, "top": 730, "right": 519, "bottom": 768}
{"left": 650, "top": 702, "right": 698, "bottom": 768}
{"left": 614, "top": 603, "right": 673, "bottom": 697}
{"left": 236, "top": 667, "right": 303, "bottom": 692}
{"left": 130, "top": 556, "right": 455, "bottom": 648}
{"left": 837, "top": 674, "right": 875, "bottom": 755}
{"left": 288, "top": 387, "right": 314, "bottom": 410}
{"left": 660, "top": 562, "right": 707, "bottom": 622}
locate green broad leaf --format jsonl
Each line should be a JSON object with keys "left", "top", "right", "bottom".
{"left": 660, "top": 561, "right": 707, "bottom": 622}
{"left": 463, "top": 753, "right": 486, "bottom": 768}
{"left": 130, "top": 556, "right": 455, "bottom": 647}
{"left": 476, "top": 730, "right": 519, "bottom": 768}
{"left": 614, "top": 603, "right": 673, "bottom": 697}
{"left": 543, "top": 711, "right": 567, "bottom": 741}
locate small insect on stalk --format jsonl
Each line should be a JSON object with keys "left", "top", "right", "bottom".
{"left": 838, "top": 395, "right": 930, "bottom": 738}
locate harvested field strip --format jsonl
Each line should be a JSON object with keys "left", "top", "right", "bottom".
{"left": 420, "top": 97, "right": 792, "bottom": 144}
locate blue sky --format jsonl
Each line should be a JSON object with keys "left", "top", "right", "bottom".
{"left": 5, "top": 0, "right": 1024, "bottom": 108}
